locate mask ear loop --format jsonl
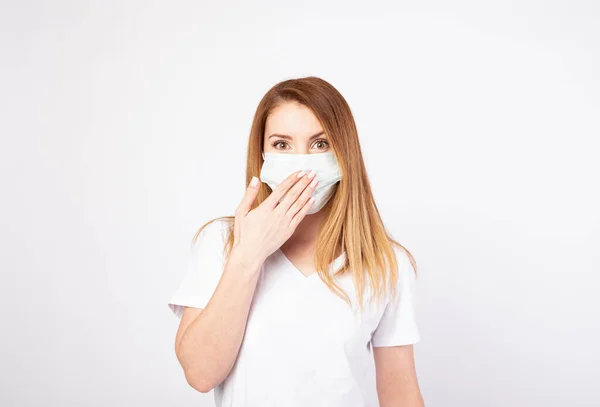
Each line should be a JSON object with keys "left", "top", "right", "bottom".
{"left": 261, "top": 151, "right": 265, "bottom": 160}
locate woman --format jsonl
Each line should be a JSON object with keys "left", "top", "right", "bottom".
{"left": 168, "top": 76, "right": 425, "bottom": 407}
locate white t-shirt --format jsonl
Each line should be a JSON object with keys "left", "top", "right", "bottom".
{"left": 168, "top": 219, "right": 421, "bottom": 407}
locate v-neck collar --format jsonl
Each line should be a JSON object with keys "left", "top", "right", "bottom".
{"left": 276, "top": 248, "right": 346, "bottom": 279}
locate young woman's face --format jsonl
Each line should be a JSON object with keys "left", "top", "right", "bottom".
{"left": 263, "top": 102, "right": 330, "bottom": 154}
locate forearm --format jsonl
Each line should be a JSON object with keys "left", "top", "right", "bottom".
{"left": 176, "top": 247, "right": 263, "bottom": 390}
{"left": 377, "top": 383, "right": 425, "bottom": 407}
{"left": 378, "top": 391, "right": 425, "bottom": 407}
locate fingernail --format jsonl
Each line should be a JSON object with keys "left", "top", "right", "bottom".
{"left": 310, "top": 178, "right": 318, "bottom": 188}
{"left": 307, "top": 170, "right": 316, "bottom": 179}
{"left": 297, "top": 170, "right": 306, "bottom": 178}
{"left": 250, "top": 176, "right": 259, "bottom": 187}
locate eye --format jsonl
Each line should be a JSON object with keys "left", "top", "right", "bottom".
{"left": 272, "top": 140, "right": 289, "bottom": 150}
{"left": 312, "top": 139, "right": 330, "bottom": 150}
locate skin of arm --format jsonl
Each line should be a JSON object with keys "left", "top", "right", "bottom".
{"left": 174, "top": 246, "right": 264, "bottom": 393}
{"left": 374, "top": 344, "right": 425, "bottom": 407}
{"left": 172, "top": 167, "right": 316, "bottom": 393}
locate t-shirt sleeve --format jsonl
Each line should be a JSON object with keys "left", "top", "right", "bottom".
{"left": 371, "top": 247, "right": 421, "bottom": 347}
{"left": 167, "top": 219, "right": 230, "bottom": 319}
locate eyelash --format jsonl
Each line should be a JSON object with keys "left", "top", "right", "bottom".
{"left": 272, "top": 139, "right": 330, "bottom": 150}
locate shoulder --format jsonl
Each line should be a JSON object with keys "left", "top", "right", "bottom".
{"left": 390, "top": 243, "right": 415, "bottom": 277}
{"left": 383, "top": 223, "right": 417, "bottom": 278}
{"left": 361, "top": 243, "right": 417, "bottom": 309}
{"left": 191, "top": 217, "right": 233, "bottom": 254}
{"left": 388, "top": 244, "right": 418, "bottom": 298}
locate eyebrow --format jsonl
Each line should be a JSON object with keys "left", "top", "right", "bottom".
{"left": 268, "top": 131, "right": 325, "bottom": 140}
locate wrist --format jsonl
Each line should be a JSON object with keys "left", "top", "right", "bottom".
{"left": 228, "top": 245, "right": 265, "bottom": 274}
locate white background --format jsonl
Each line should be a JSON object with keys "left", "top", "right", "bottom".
{"left": 1, "top": 1, "right": 599, "bottom": 406}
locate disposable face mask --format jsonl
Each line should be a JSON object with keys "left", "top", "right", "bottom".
{"left": 260, "top": 151, "right": 342, "bottom": 214}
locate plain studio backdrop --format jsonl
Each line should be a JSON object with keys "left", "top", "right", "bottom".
{"left": 1, "top": 1, "right": 598, "bottom": 406}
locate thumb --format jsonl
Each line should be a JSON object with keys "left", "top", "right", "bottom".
{"left": 237, "top": 176, "right": 261, "bottom": 216}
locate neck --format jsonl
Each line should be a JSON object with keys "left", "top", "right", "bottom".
{"left": 287, "top": 209, "right": 326, "bottom": 247}
{"left": 282, "top": 207, "right": 344, "bottom": 261}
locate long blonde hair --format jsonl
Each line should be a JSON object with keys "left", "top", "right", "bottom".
{"left": 192, "top": 76, "right": 417, "bottom": 310}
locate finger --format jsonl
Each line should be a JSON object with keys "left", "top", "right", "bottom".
{"left": 264, "top": 170, "right": 306, "bottom": 209}
{"left": 237, "top": 176, "right": 261, "bottom": 216}
{"left": 285, "top": 176, "right": 318, "bottom": 219}
{"left": 234, "top": 176, "right": 260, "bottom": 244}
{"left": 290, "top": 196, "right": 316, "bottom": 228}
{"left": 275, "top": 170, "right": 315, "bottom": 213}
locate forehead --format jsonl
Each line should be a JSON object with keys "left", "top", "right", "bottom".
{"left": 264, "top": 102, "right": 323, "bottom": 138}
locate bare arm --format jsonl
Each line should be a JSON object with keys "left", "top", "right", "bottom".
{"left": 174, "top": 247, "right": 263, "bottom": 392}
{"left": 173, "top": 170, "right": 318, "bottom": 392}
{"left": 374, "top": 344, "right": 425, "bottom": 407}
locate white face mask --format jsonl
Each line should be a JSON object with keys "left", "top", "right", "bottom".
{"left": 260, "top": 151, "right": 342, "bottom": 214}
